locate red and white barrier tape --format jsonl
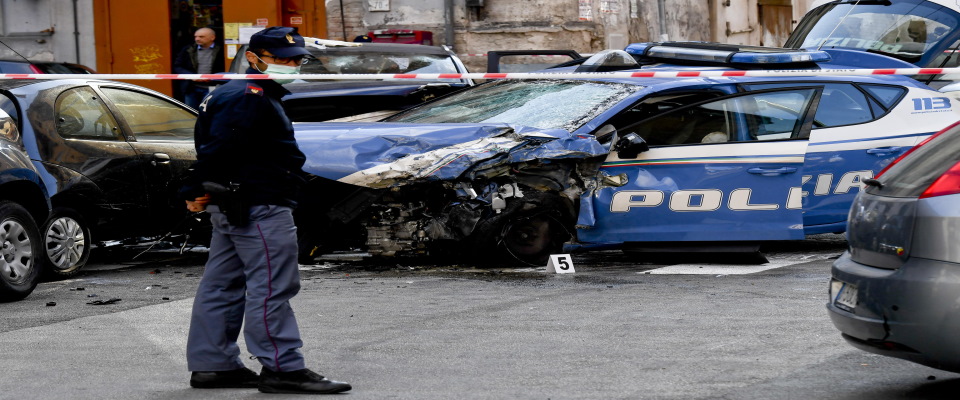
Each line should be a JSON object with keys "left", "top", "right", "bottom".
{"left": 2, "top": 68, "right": 960, "bottom": 80}
{"left": 458, "top": 53, "right": 573, "bottom": 57}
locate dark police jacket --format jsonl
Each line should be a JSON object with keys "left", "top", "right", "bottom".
{"left": 180, "top": 67, "right": 307, "bottom": 208}
{"left": 173, "top": 44, "right": 226, "bottom": 86}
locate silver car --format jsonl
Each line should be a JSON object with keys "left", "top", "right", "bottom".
{"left": 829, "top": 120, "right": 960, "bottom": 372}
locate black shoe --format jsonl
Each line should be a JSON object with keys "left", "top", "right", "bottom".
{"left": 258, "top": 367, "right": 352, "bottom": 394}
{"left": 190, "top": 367, "right": 260, "bottom": 388}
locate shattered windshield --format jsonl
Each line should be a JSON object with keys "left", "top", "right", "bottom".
{"left": 386, "top": 80, "right": 641, "bottom": 132}
{"left": 233, "top": 46, "right": 465, "bottom": 82}
{"left": 305, "top": 51, "right": 459, "bottom": 75}
{"left": 787, "top": 0, "right": 960, "bottom": 65}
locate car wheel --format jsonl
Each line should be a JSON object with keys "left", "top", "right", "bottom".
{"left": 471, "top": 191, "right": 574, "bottom": 267}
{"left": 500, "top": 214, "right": 562, "bottom": 265}
{"left": 0, "top": 201, "right": 41, "bottom": 302}
{"left": 40, "top": 208, "right": 90, "bottom": 278}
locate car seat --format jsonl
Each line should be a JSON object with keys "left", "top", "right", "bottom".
{"left": 700, "top": 131, "right": 728, "bottom": 143}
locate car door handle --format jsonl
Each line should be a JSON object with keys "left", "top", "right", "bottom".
{"left": 747, "top": 167, "right": 798, "bottom": 176}
{"left": 866, "top": 146, "right": 902, "bottom": 156}
{"left": 152, "top": 153, "right": 171, "bottom": 165}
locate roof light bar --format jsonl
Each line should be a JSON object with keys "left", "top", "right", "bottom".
{"left": 625, "top": 42, "right": 831, "bottom": 65}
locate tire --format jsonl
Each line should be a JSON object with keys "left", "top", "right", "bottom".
{"left": 0, "top": 201, "right": 42, "bottom": 302}
{"left": 40, "top": 207, "right": 91, "bottom": 278}
{"left": 471, "top": 191, "right": 574, "bottom": 267}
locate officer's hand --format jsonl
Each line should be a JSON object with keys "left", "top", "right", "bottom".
{"left": 185, "top": 194, "right": 211, "bottom": 212}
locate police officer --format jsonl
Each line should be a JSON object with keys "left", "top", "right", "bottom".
{"left": 180, "top": 26, "right": 351, "bottom": 394}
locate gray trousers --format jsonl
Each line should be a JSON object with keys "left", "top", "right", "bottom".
{"left": 187, "top": 205, "right": 306, "bottom": 372}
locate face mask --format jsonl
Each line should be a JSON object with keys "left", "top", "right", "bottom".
{"left": 254, "top": 56, "right": 301, "bottom": 84}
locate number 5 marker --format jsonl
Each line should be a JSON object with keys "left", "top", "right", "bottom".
{"left": 546, "top": 254, "right": 576, "bottom": 274}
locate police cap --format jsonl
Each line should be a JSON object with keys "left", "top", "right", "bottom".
{"left": 249, "top": 26, "right": 310, "bottom": 58}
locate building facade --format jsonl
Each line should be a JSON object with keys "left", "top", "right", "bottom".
{"left": 326, "top": 0, "right": 819, "bottom": 71}
{"left": 1, "top": 0, "right": 819, "bottom": 94}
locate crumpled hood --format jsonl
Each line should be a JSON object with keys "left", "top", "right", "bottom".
{"left": 295, "top": 122, "right": 608, "bottom": 188}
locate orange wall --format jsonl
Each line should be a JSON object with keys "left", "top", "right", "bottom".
{"left": 93, "top": 0, "right": 174, "bottom": 95}
{"left": 222, "top": 0, "right": 327, "bottom": 65}
{"left": 92, "top": 0, "right": 327, "bottom": 96}
{"left": 223, "top": 0, "right": 282, "bottom": 28}
{"left": 283, "top": 0, "right": 328, "bottom": 39}
{"left": 221, "top": 0, "right": 326, "bottom": 37}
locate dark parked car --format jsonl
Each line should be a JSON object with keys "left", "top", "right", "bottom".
{"left": 0, "top": 79, "right": 198, "bottom": 279}
{"left": 0, "top": 102, "right": 49, "bottom": 301}
{"left": 229, "top": 41, "right": 472, "bottom": 122}
{"left": 0, "top": 59, "right": 95, "bottom": 74}
{"left": 828, "top": 120, "right": 960, "bottom": 373}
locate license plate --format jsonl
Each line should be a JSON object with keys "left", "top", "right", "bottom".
{"left": 831, "top": 279, "right": 858, "bottom": 311}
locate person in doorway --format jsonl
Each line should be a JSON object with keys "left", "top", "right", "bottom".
{"left": 180, "top": 26, "right": 351, "bottom": 395}
{"left": 173, "top": 27, "right": 225, "bottom": 109}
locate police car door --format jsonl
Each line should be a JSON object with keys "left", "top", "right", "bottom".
{"left": 584, "top": 88, "right": 816, "bottom": 244}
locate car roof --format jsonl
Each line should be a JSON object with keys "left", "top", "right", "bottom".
{"left": 0, "top": 79, "right": 172, "bottom": 96}
{"left": 811, "top": 0, "right": 960, "bottom": 13}
{"left": 532, "top": 63, "right": 924, "bottom": 89}
{"left": 0, "top": 79, "right": 41, "bottom": 91}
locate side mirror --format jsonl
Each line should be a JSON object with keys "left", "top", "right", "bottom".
{"left": 614, "top": 132, "right": 649, "bottom": 159}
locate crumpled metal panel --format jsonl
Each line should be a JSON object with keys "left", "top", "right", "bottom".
{"left": 296, "top": 122, "right": 607, "bottom": 188}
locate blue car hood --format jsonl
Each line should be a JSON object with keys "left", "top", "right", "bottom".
{"left": 295, "top": 122, "right": 608, "bottom": 188}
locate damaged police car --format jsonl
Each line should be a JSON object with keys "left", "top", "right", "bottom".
{"left": 292, "top": 1, "right": 960, "bottom": 265}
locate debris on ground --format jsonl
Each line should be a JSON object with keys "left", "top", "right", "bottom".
{"left": 87, "top": 298, "right": 122, "bottom": 305}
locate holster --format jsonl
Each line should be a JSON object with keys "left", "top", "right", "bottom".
{"left": 202, "top": 181, "right": 249, "bottom": 227}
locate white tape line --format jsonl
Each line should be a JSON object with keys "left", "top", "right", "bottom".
{"left": 641, "top": 253, "right": 838, "bottom": 275}
{"left": 0, "top": 67, "right": 958, "bottom": 80}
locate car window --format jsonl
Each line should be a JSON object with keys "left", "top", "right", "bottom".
{"left": 621, "top": 89, "right": 817, "bottom": 145}
{"left": 744, "top": 83, "right": 875, "bottom": 128}
{"left": 99, "top": 87, "right": 196, "bottom": 141}
{"left": 55, "top": 87, "right": 122, "bottom": 140}
{"left": 34, "top": 63, "right": 90, "bottom": 74}
{"left": 387, "top": 79, "right": 642, "bottom": 132}
{"left": 860, "top": 84, "right": 907, "bottom": 109}
{"left": 811, "top": 85, "right": 874, "bottom": 127}
{"left": 0, "top": 61, "right": 33, "bottom": 74}
{"left": 604, "top": 92, "right": 725, "bottom": 134}
{"left": 315, "top": 53, "right": 459, "bottom": 74}
{"left": 788, "top": 1, "right": 960, "bottom": 65}
{"left": 234, "top": 45, "right": 464, "bottom": 82}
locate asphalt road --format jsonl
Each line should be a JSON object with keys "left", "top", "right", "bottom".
{"left": 1, "top": 235, "right": 958, "bottom": 399}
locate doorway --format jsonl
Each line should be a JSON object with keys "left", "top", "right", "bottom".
{"left": 169, "top": 0, "right": 224, "bottom": 101}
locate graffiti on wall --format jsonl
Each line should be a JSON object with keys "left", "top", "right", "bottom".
{"left": 129, "top": 45, "right": 165, "bottom": 74}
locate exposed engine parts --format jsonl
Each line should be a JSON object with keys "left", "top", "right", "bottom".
{"left": 303, "top": 160, "right": 588, "bottom": 265}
